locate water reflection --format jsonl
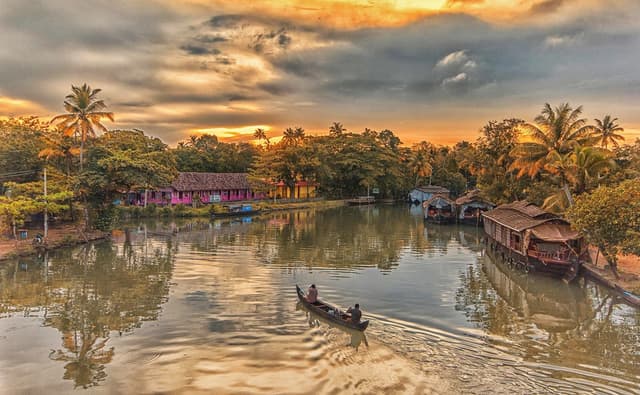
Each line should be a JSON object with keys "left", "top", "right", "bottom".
{"left": 0, "top": 206, "right": 639, "bottom": 394}
{"left": 0, "top": 238, "right": 175, "bottom": 388}
{"left": 297, "top": 301, "right": 369, "bottom": 351}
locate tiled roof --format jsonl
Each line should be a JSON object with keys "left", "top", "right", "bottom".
{"left": 171, "top": 172, "right": 251, "bottom": 191}
{"left": 483, "top": 201, "right": 562, "bottom": 232}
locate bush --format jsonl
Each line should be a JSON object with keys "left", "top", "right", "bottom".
{"left": 143, "top": 203, "right": 157, "bottom": 217}
{"left": 173, "top": 204, "right": 187, "bottom": 217}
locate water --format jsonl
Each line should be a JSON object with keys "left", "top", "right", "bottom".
{"left": 0, "top": 205, "right": 638, "bottom": 394}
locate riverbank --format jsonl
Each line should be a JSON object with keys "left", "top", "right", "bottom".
{"left": 583, "top": 246, "right": 640, "bottom": 295}
{"left": 0, "top": 224, "right": 110, "bottom": 262}
{"left": 0, "top": 199, "right": 347, "bottom": 262}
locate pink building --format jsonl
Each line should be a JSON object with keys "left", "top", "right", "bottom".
{"left": 126, "top": 172, "right": 260, "bottom": 206}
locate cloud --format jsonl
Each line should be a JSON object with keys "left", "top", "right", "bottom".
{"left": 530, "top": 0, "right": 566, "bottom": 15}
{"left": 1, "top": 0, "right": 640, "bottom": 145}
{"left": 436, "top": 50, "right": 469, "bottom": 68}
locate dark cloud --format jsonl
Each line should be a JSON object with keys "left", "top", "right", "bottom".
{"left": 208, "top": 14, "right": 245, "bottom": 28}
{"left": 530, "top": 0, "right": 566, "bottom": 15}
{"left": 195, "top": 34, "right": 228, "bottom": 43}
{"left": 180, "top": 44, "right": 221, "bottom": 55}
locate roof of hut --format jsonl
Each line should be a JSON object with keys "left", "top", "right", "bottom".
{"left": 482, "top": 201, "right": 563, "bottom": 232}
{"left": 171, "top": 172, "right": 251, "bottom": 192}
{"left": 455, "top": 189, "right": 495, "bottom": 206}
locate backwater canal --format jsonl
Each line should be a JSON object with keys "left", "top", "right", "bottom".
{"left": 1, "top": 205, "right": 638, "bottom": 394}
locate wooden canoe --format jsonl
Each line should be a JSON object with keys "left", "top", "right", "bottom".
{"left": 296, "top": 285, "right": 369, "bottom": 331}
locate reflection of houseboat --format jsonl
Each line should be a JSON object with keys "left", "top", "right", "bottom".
{"left": 482, "top": 248, "right": 584, "bottom": 332}
{"left": 455, "top": 190, "right": 495, "bottom": 226}
{"left": 346, "top": 196, "right": 375, "bottom": 206}
{"left": 423, "top": 194, "right": 456, "bottom": 224}
{"left": 482, "top": 201, "right": 584, "bottom": 278}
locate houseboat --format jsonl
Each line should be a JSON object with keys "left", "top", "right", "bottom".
{"left": 409, "top": 185, "right": 450, "bottom": 204}
{"left": 422, "top": 194, "right": 456, "bottom": 224}
{"left": 455, "top": 190, "right": 495, "bottom": 225}
{"left": 482, "top": 201, "right": 584, "bottom": 278}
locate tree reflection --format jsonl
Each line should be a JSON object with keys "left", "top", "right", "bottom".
{"left": 0, "top": 237, "right": 175, "bottom": 388}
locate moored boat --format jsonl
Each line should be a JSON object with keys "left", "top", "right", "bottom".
{"left": 346, "top": 196, "right": 375, "bottom": 206}
{"left": 615, "top": 285, "right": 640, "bottom": 307}
{"left": 295, "top": 285, "right": 369, "bottom": 331}
{"left": 211, "top": 203, "right": 261, "bottom": 218}
{"left": 422, "top": 194, "right": 455, "bottom": 224}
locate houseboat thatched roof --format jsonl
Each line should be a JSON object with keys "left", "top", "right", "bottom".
{"left": 528, "top": 223, "right": 581, "bottom": 242}
{"left": 422, "top": 194, "right": 455, "bottom": 208}
{"left": 455, "top": 189, "right": 494, "bottom": 206}
{"left": 482, "top": 201, "right": 562, "bottom": 232}
{"left": 414, "top": 185, "right": 450, "bottom": 195}
{"left": 171, "top": 172, "right": 251, "bottom": 192}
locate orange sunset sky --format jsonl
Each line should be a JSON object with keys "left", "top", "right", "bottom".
{"left": 1, "top": 0, "right": 639, "bottom": 145}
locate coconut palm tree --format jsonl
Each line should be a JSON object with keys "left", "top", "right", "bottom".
{"left": 510, "top": 103, "right": 592, "bottom": 179}
{"left": 591, "top": 115, "right": 625, "bottom": 150}
{"left": 543, "top": 146, "right": 615, "bottom": 213}
{"left": 253, "top": 128, "right": 270, "bottom": 147}
{"left": 50, "top": 84, "right": 114, "bottom": 171}
{"left": 329, "top": 122, "right": 346, "bottom": 137}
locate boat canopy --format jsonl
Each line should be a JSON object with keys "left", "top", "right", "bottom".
{"left": 527, "top": 224, "right": 581, "bottom": 242}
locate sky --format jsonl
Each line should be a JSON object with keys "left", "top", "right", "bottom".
{"left": 1, "top": 0, "right": 639, "bottom": 146}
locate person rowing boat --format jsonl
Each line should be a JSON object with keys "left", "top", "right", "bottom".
{"left": 305, "top": 284, "right": 318, "bottom": 304}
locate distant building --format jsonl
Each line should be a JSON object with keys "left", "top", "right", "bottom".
{"left": 124, "top": 172, "right": 316, "bottom": 206}
{"left": 408, "top": 185, "right": 450, "bottom": 204}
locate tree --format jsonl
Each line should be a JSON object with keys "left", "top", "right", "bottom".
{"left": 409, "top": 142, "right": 433, "bottom": 187}
{"left": 567, "top": 180, "right": 640, "bottom": 278}
{"left": 0, "top": 195, "right": 42, "bottom": 241}
{"left": 329, "top": 122, "right": 346, "bottom": 137}
{"left": 0, "top": 116, "right": 46, "bottom": 185}
{"left": 511, "top": 103, "right": 592, "bottom": 178}
{"left": 469, "top": 119, "right": 525, "bottom": 204}
{"left": 50, "top": 84, "right": 114, "bottom": 171}
{"left": 591, "top": 115, "right": 625, "bottom": 150}
{"left": 253, "top": 128, "right": 270, "bottom": 147}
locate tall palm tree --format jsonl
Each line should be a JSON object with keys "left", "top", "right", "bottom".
{"left": 253, "top": 128, "right": 270, "bottom": 147}
{"left": 282, "top": 127, "right": 297, "bottom": 146}
{"left": 329, "top": 122, "right": 346, "bottom": 137}
{"left": 293, "top": 126, "right": 305, "bottom": 143}
{"left": 50, "top": 84, "right": 114, "bottom": 171}
{"left": 591, "top": 115, "right": 624, "bottom": 150}
{"left": 510, "top": 103, "right": 592, "bottom": 178}
{"left": 543, "top": 146, "right": 615, "bottom": 213}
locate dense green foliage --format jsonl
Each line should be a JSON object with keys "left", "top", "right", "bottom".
{"left": 567, "top": 180, "right": 640, "bottom": 276}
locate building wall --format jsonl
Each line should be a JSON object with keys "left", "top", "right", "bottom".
{"left": 126, "top": 188, "right": 261, "bottom": 206}
{"left": 269, "top": 184, "right": 317, "bottom": 199}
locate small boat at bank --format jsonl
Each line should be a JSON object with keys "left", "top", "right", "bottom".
{"left": 346, "top": 196, "right": 375, "bottom": 206}
{"left": 295, "top": 285, "right": 369, "bottom": 331}
{"left": 615, "top": 285, "right": 640, "bottom": 307}
{"left": 211, "top": 204, "right": 261, "bottom": 218}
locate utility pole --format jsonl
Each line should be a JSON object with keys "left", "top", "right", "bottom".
{"left": 44, "top": 167, "right": 48, "bottom": 239}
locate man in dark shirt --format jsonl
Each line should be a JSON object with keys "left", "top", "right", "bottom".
{"left": 347, "top": 303, "right": 362, "bottom": 324}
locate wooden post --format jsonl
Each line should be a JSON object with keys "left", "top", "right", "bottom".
{"left": 44, "top": 167, "right": 48, "bottom": 239}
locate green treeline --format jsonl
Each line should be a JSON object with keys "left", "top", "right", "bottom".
{"left": 1, "top": 85, "right": 639, "bottom": 271}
